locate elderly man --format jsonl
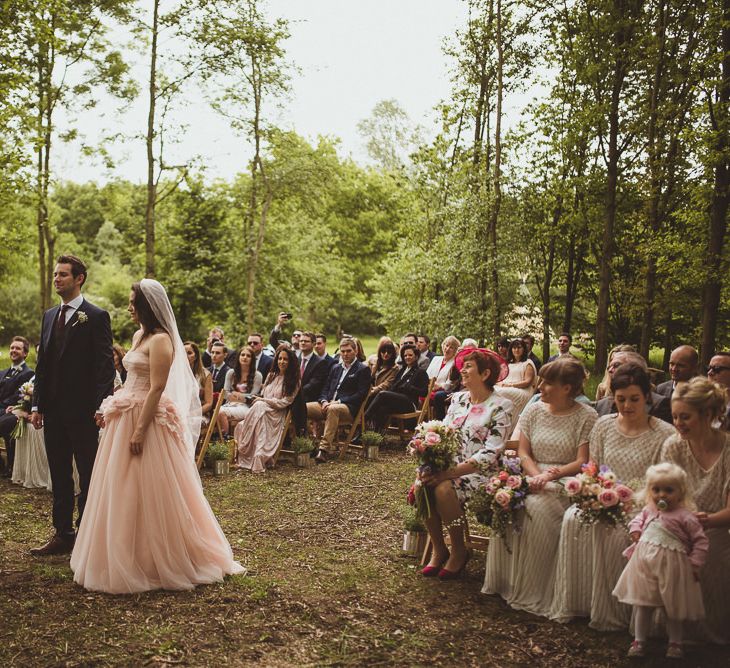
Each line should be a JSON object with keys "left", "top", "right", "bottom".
{"left": 708, "top": 352, "right": 730, "bottom": 431}
{"left": 0, "top": 336, "right": 35, "bottom": 475}
{"left": 656, "top": 345, "right": 700, "bottom": 400}
{"left": 595, "top": 350, "right": 672, "bottom": 423}
{"left": 307, "top": 338, "right": 370, "bottom": 463}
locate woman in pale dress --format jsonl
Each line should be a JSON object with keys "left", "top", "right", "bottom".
{"left": 661, "top": 377, "right": 730, "bottom": 643}
{"left": 495, "top": 338, "right": 536, "bottom": 432}
{"left": 71, "top": 280, "right": 244, "bottom": 593}
{"left": 551, "top": 363, "right": 675, "bottom": 629}
{"left": 185, "top": 341, "right": 213, "bottom": 426}
{"left": 426, "top": 335, "right": 460, "bottom": 420}
{"left": 217, "top": 346, "right": 263, "bottom": 437}
{"left": 419, "top": 349, "right": 512, "bottom": 580}
{"left": 483, "top": 357, "right": 597, "bottom": 616}
{"left": 233, "top": 345, "right": 300, "bottom": 473}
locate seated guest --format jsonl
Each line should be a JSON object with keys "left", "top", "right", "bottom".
{"left": 365, "top": 343, "right": 430, "bottom": 432}
{"left": 218, "top": 346, "right": 263, "bottom": 437}
{"left": 662, "top": 377, "right": 730, "bottom": 643}
{"left": 367, "top": 336, "right": 393, "bottom": 370}
{"left": 112, "top": 343, "right": 127, "bottom": 391}
{"left": 298, "top": 332, "right": 329, "bottom": 403}
{"left": 656, "top": 345, "right": 700, "bottom": 400}
{"left": 369, "top": 340, "right": 399, "bottom": 397}
{"left": 208, "top": 341, "right": 231, "bottom": 393}
{"left": 595, "top": 344, "right": 636, "bottom": 400}
{"left": 201, "top": 326, "right": 226, "bottom": 367}
{"left": 315, "top": 333, "right": 336, "bottom": 369}
{"left": 398, "top": 333, "right": 429, "bottom": 369}
{"left": 352, "top": 337, "right": 367, "bottom": 363}
{"left": 707, "top": 352, "right": 730, "bottom": 430}
{"left": 269, "top": 312, "right": 301, "bottom": 353}
{"left": 595, "top": 350, "right": 671, "bottom": 423}
{"left": 522, "top": 333, "right": 542, "bottom": 372}
{"left": 417, "top": 334, "right": 435, "bottom": 364}
{"left": 483, "top": 357, "right": 598, "bottom": 616}
{"left": 246, "top": 332, "right": 273, "bottom": 378}
{"left": 427, "top": 336, "right": 461, "bottom": 420}
{"left": 547, "top": 333, "right": 575, "bottom": 362}
{"left": 419, "top": 349, "right": 512, "bottom": 579}
{"left": 495, "top": 338, "right": 537, "bottom": 429}
{"left": 234, "top": 345, "right": 300, "bottom": 473}
{"left": 306, "top": 338, "right": 370, "bottom": 463}
{"left": 185, "top": 341, "right": 213, "bottom": 424}
{"left": 0, "top": 336, "right": 35, "bottom": 476}
{"left": 550, "top": 363, "right": 675, "bottom": 630}
{"left": 496, "top": 337, "right": 510, "bottom": 361}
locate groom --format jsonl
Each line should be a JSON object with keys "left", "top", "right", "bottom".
{"left": 30, "top": 255, "right": 115, "bottom": 556}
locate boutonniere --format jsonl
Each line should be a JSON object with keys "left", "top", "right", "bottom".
{"left": 72, "top": 312, "right": 89, "bottom": 327}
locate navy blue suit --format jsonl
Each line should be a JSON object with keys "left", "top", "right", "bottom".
{"left": 257, "top": 353, "right": 273, "bottom": 379}
{"left": 320, "top": 360, "right": 371, "bottom": 418}
{"left": 0, "top": 362, "right": 35, "bottom": 472}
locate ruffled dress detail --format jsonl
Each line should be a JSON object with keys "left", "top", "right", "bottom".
{"left": 70, "top": 350, "right": 244, "bottom": 594}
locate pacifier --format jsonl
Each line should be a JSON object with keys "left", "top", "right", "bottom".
{"left": 656, "top": 499, "right": 668, "bottom": 511}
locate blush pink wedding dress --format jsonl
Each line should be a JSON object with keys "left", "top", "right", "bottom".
{"left": 70, "top": 349, "right": 244, "bottom": 593}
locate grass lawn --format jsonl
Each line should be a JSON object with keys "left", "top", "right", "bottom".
{"left": 1, "top": 448, "right": 726, "bottom": 667}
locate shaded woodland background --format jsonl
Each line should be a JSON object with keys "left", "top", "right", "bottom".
{"left": 1, "top": 0, "right": 729, "bottom": 374}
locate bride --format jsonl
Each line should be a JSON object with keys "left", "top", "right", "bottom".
{"left": 70, "top": 279, "right": 244, "bottom": 593}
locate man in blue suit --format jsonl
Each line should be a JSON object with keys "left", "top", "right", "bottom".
{"left": 0, "top": 336, "right": 35, "bottom": 475}
{"left": 307, "top": 337, "right": 370, "bottom": 462}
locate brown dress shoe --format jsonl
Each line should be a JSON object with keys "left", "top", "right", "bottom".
{"left": 30, "top": 534, "right": 75, "bottom": 556}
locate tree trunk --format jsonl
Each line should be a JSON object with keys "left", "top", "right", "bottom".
{"left": 144, "top": 0, "right": 160, "bottom": 278}
{"left": 488, "top": 0, "right": 503, "bottom": 340}
{"left": 541, "top": 235, "right": 556, "bottom": 362}
{"left": 700, "top": 0, "right": 730, "bottom": 366}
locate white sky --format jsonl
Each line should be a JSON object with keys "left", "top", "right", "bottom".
{"left": 53, "top": 1, "right": 535, "bottom": 184}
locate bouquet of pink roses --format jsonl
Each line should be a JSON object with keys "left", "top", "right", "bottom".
{"left": 563, "top": 461, "right": 634, "bottom": 528}
{"left": 10, "top": 381, "right": 34, "bottom": 440}
{"left": 469, "top": 448, "right": 530, "bottom": 544}
{"left": 406, "top": 420, "right": 460, "bottom": 520}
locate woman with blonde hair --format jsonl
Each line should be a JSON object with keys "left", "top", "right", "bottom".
{"left": 660, "top": 377, "right": 730, "bottom": 643}
{"left": 426, "top": 335, "right": 461, "bottom": 419}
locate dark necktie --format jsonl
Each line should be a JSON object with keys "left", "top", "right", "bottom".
{"left": 8, "top": 367, "right": 19, "bottom": 378}
{"left": 300, "top": 357, "right": 307, "bottom": 378}
{"left": 56, "top": 304, "right": 70, "bottom": 335}
{"left": 212, "top": 367, "right": 219, "bottom": 381}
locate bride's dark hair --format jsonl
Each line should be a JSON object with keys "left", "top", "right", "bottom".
{"left": 131, "top": 283, "right": 164, "bottom": 337}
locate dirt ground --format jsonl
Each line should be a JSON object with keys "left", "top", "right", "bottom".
{"left": 1, "top": 449, "right": 728, "bottom": 667}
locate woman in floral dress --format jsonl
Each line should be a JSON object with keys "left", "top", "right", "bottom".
{"left": 483, "top": 357, "right": 598, "bottom": 616}
{"left": 419, "top": 349, "right": 513, "bottom": 580}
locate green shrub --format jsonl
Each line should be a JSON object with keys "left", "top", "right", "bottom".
{"left": 206, "top": 441, "right": 229, "bottom": 462}
{"left": 292, "top": 435, "right": 316, "bottom": 454}
{"left": 402, "top": 506, "right": 425, "bottom": 532}
{"left": 361, "top": 431, "right": 383, "bottom": 447}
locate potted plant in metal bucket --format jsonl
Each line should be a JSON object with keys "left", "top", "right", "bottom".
{"left": 402, "top": 506, "right": 427, "bottom": 557}
{"left": 292, "top": 435, "right": 316, "bottom": 468}
{"left": 207, "top": 441, "right": 230, "bottom": 475}
{"left": 360, "top": 430, "right": 383, "bottom": 460}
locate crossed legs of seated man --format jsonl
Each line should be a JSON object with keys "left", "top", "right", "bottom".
{"left": 306, "top": 401, "right": 352, "bottom": 459}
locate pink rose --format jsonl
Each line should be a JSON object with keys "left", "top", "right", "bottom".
{"left": 602, "top": 480, "right": 614, "bottom": 489}
{"left": 506, "top": 475, "right": 522, "bottom": 490}
{"left": 498, "top": 471, "right": 509, "bottom": 482}
{"left": 615, "top": 485, "right": 633, "bottom": 502}
{"left": 425, "top": 432, "right": 441, "bottom": 445}
{"left": 494, "top": 489, "right": 512, "bottom": 508}
{"left": 598, "top": 488, "right": 620, "bottom": 507}
{"left": 563, "top": 477, "right": 582, "bottom": 495}
{"left": 452, "top": 415, "right": 467, "bottom": 428}
{"left": 412, "top": 438, "right": 423, "bottom": 449}
{"left": 469, "top": 404, "right": 485, "bottom": 416}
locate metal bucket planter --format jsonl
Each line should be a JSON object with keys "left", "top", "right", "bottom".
{"left": 213, "top": 460, "right": 230, "bottom": 476}
{"left": 363, "top": 445, "right": 379, "bottom": 461}
{"left": 402, "top": 530, "right": 428, "bottom": 557}
{"left": 295, "top": 452, "right": 313, "bottom": 468}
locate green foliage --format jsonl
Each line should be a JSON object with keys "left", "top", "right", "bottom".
{"left": 361, "top": 431, "right": 384, "bottom": 448}
{"left": 291, "top": 436, "right": 316, "bottom": 454}
{"left": 206, "top": 441, "right": 230, "bottom": 462}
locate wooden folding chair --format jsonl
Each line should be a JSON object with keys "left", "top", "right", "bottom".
{"left": 420, "top": 515, "right": 490, "bottom": 566}
{"left": 337, "top": 395, "right": 371, "bottom": 460}
{"left": 385, "top": 378, "right": 436, "bottom": 443}
{"left": 196, "top": 389, "right": 226, "bottom": 470}
{"left": 272, "top": 410, "right": 298, "bottom": 466}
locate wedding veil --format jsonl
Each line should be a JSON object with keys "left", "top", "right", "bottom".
{"left": 139, "top": 278, "right": 202, "bottom": 459}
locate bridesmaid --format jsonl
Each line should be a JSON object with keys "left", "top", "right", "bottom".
{"left": 495, "top": 338, "right": 536, "bottom": 432}
{"left": 550, "top": 362, "right": 675, "bottom": 629}
{"left": 662, "top": 377, "right": 730, "bottom": 643}
{"left": 483, "top": 357, "right": 597, "bottom": 616}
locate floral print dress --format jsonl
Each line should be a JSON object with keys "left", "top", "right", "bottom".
{"left": 443, "top": 390, "right": 514, "bottom": 505}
